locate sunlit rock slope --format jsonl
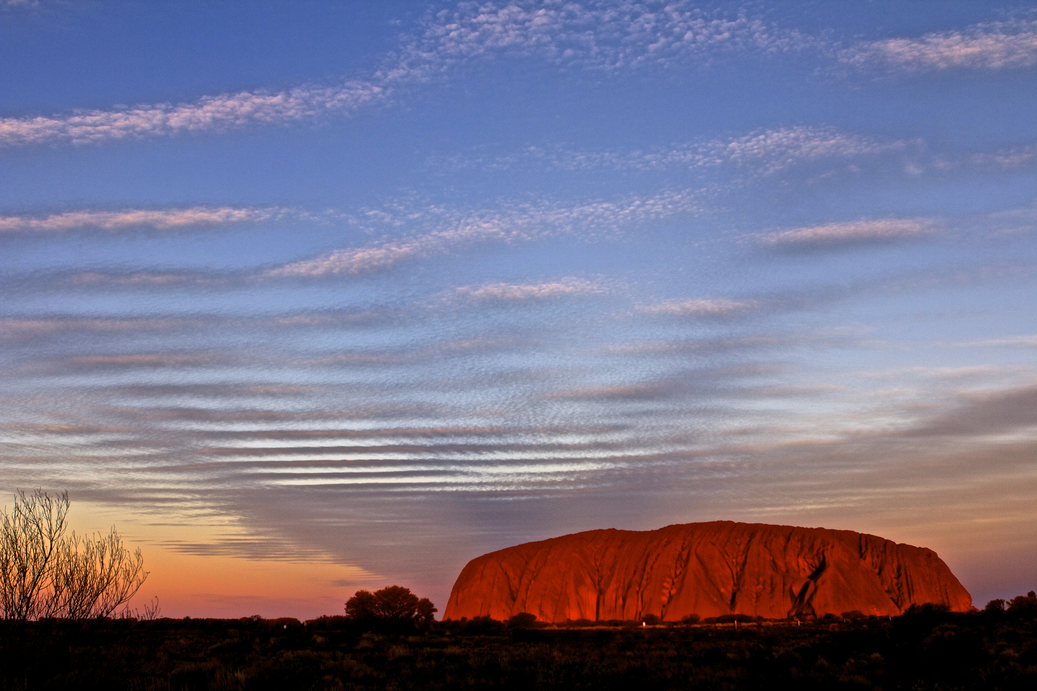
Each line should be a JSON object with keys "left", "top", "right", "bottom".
{"left": 444, "top": 521, "right": 972, "bottom": 622}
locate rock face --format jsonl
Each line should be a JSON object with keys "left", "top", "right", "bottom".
{"left": 444, "top": 522, "right": 972, "bottom": 622}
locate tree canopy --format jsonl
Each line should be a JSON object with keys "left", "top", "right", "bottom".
{"left": 345, "top": 585, "right": 436, "bottom": 629}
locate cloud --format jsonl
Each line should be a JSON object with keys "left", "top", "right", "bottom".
{"left": 862, "top": 365, "right": 1027, "bottom": 382}
{"left": 107, "top": 383, "right": 322, "bottom": 400}
{"left": 157, "top": 535, "right": 363, "bottom": 565}
{"left": 690, "top": 126, "right": 907, "bottom": 177}
{"left": 304, "top": 335, "right": 533, "bottom": 368}
{"left": 435, "top": 126, "right": 907, "bottom": 177}
{"left": 0, "top": 80, "right": 387, "bottom": 148}
{"left": 756, "top": 218, "right": 934, "bottom": 250}
{"left": 265, "top": 310, "right": 387, "bottom": 328}
{"left": 0, "top": 206, "right": 291, "bottom": 234}
{"left": 604, "top": 334, "right": 799, "bottom": 356}
{"left": 547, "top": 363, "right": 776, "bottom": 404}
{"left": 268, "top": 235, "right": 442, "bottom": 278}
{"left": 953, "top": 335, "right": 1037, "bottom": 348}
{"left": 636, "top": 297, "right": 755, "bottom": 318}
{"left": 450, "top": 277, "right": 606, "bottom": 302}
{"left": 414, "top": 1, "right": 810, "bottom": 73}
{"left": 67, "top": 270, "right": 232, "bottom": 288}
{"left": 968, "top": 144, "right": 1037, "bottom": 170}
{"left": 840, "top": 19, "right": 1037, "bottom": 72}
{"left": 0, "top": 268, "right": 239, "bottom": 294}
{"left": 130, "top": 404, "right": 444, "bottom": 425}
{"left": 269, "top": 189, "right": 701, "bottom": 278}
{"left": 0, "top": 316, "right": 185, "bottom": 340}
{"left": 548, "top": 381, "right": 683, "bottom": 402}
{"left": 0, "top": 312, "right": 383, "bottom": 342}
{"left": 41, "top": 352, "right": 230, "bottom": 373}
{"left": 0, "top": 2, "right": 804, "bottom": 149}
{"left": 896, "top": 384, "right": 1037, "bottom": 439}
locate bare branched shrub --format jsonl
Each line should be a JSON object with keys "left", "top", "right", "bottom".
{"left": 0, "top": 490, "right": 69, "bottom": 620}
{"left": 118, "top": 596, "right": 161, "bottom": 621}
{"left": 0, "top": 490, "right": 149, "bottom": 620}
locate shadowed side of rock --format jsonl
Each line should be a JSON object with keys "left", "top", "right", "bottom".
{"left": 444, "top": 521, "right": 972, "bottom": 622}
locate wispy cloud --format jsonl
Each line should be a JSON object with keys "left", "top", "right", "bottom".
{"left": 967, "top": 144, "right": 1037, "bottom": 170}
{"left": 841, "top": 19, "right": 1037, "bottom": 72}
{"left": 702, "top": 126, "right": 906, "bottom": 175}
{"left": 0, "top": 81, "right": 387, "bottom": 148}
{"left": 449, "top": 277, "right": 606, "bottom": 302}
{"left": 636, "top": 297, "right": 755, "bottom": 318}
{"left": 953, "top": 335, "right": 1037, "bottom": 348}
{"left": 898, "top": 384, "right": 1037, "bottom": 439}
{"left": 303, "top": 335, "right": 529, "bottom": 368}
{"left": 0, "top": 312, "right": 384, "bottom": 341}
{"left": 268, "top": 233, "right": 446, "bottom": 278}
{"left": 66, "top": 270, "right": 233, "bottom": 288}
{"left": 269, "top": 189, "right": 701, "bottom": 278}
{"left": 756, "top": 218, "right": 934, "bottom": 250}
{"left": 434, "top": 126, "right": 906, "bottom": 177}
{"left": 605, "top": 334, "right": 800, "bottom": 356}
{"left": 0, "top": 2, "right": 804, "bottom": 149}
{"left": 0, "top": 206, "right": 291, "bottom": 233}
{"left": 0, "top": 316, "right": 185, "bottom": 340}
{"left": 11, "top": 351, "right": 238, "bottom": 376}
{"left": 59, "top": 353, "right": 224, "bottom": 370}
{"left": 547, "top": 380, "right": 684, "bottom": 402}
{"left": 414, "top": 1, "right": 810, "bottom": 73}
{"left": 548, "top": 364, "right": 773, "bottom": 403}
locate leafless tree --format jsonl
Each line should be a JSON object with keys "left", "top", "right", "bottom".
{"left": 0, "top": 490, "right": 69, "bottom": 621}
{"left": 48, "top": 528, "right": 148, "bottom": 619}
{"left": 117, "top": 595, "right": 161, "bottom": 621}
{"left": 0, "top": 490, "right": 148, "bottom": 620}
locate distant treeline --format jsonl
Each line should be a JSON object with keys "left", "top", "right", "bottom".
{"left": 1, "top": 592, "right": 1034, "bottom": 690}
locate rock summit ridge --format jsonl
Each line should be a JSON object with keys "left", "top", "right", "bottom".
{"left": 444, "top": 521, "right": 972, "bottom": 622}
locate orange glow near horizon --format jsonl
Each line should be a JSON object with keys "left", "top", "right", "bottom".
{"left": 68, "top": 502, "right": 380, "bottom": 620}
{"left": 138, "top": 549, "right": 376, "bottom": 620}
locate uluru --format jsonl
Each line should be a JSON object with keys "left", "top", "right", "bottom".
{"left": 444, "top": 521, "right": 972, "bottom": 622}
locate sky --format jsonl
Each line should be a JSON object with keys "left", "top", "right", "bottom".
{"left": 1, "top": 0, "right": 1036, "bottom": 619}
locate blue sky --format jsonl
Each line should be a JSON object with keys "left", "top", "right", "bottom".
{"left": 2, "top": 0, "right": 1036, "bottom": 617}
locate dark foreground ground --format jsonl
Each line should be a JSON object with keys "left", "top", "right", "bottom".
{"left": 1, "top": 608, "right": 1035, "bottom": 690}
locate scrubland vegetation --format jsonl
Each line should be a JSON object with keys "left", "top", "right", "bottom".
{"left": 2, "top": 492, "right": 1033, "bottom": 689}
{"left": 0, "top": 594, "right": 1034, "bottom": 690}
{"left": 0, "top": 491, "right": 147, "bottom": 622}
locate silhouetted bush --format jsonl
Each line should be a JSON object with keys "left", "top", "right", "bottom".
{"left": 680, "top": 613, "right": 701, "bottom": 625}
{"left": 306, "top": 614, "right": 349, "bottom": 629}
{"left": 2, "top": 603, "right": 1037, "bottom": 689}
{"left": 344, "top": 585, "right": 436, "bottom": 631}
{"left": 507, "top": 612, "right": 539, "bottom": 628}
{"left": 985, "top": 598, "right": 1006, "bottom": 613}
{"left": 0, "top": 490, "right": 148, "bottom": 621}
{"left": 562, "top": 617, "right": 595, "bottom": 628}
{"left": 903, "top": 602, "right": 950, "bottom": 616}
{"left": 456, "top": 615, "right": 504, "bottom": 635}
{"left": 708, "top": 613, "right": 758, "bottom": 624}
{"left": 1007, "top": 591, "right": 1037, "bottom": 615}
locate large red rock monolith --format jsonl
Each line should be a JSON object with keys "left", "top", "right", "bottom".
{"left": 444, "top": 522, "right": 972, "bottom": 622}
